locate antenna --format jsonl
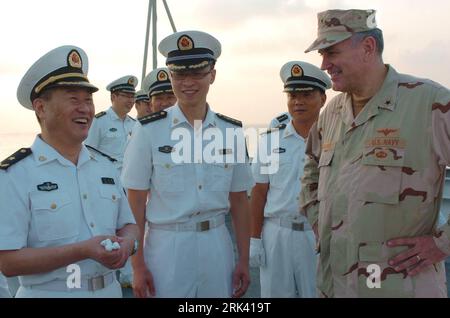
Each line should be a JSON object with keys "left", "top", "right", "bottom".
{"left": 141, "top": 0, "right": 177, "bottom": 83}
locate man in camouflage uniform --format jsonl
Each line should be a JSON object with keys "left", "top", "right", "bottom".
{"left": 300, "top": 9, "right": 450, "bottom": 297}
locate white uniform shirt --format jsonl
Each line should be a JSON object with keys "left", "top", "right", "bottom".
{"left": 121, "top": 104, "right": 254, "bottom": 224}
{"left": 85, "top": 107, "right": 136, "bottom": 169}
{"left": 0, "top": 136, "right": 136, "bottom": 286}
{"left": 252, "top": 121, "right": 307, "bottom": 220}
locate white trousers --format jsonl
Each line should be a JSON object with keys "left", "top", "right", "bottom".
{"left": 144, "top": 224, "right": 235, "bottom": 297}
{"left": 15, "top": 279, "right": 122, "bottom": 298}
{"left": 260, "top": 220, "right": 317, "bottom": 298}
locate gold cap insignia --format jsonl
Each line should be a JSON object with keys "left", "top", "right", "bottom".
{"left": 178, "top": 35, "right": 194, "bottom": 51}
{"left": 128, "top": 77, "right": 136, "bottom": 85}
{"left": 375, "top": 150, "right": 388, "bottom": 159}
{"left": 68, "top": 50, "right": 82, "bottom": 69}
{"left": 158, "top": 70, "right": 168, "bottom": 82}
{"left": 291, "top": 64, "right": 303, "bottom": 77}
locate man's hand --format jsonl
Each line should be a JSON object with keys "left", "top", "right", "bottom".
{"left": 84, "top": 235, "right": 127, "bottom": 269}
{"left": 132, "top": 264, "right": 156, "bottom": 298}
{"left": 249, "top": 237, "right": 266, "bottom": 267}
{"left": 388, "top": 235, "right": 447, "bottom": 276}
{"left": 232, "top": 260, "right": 250, "bottom": 298}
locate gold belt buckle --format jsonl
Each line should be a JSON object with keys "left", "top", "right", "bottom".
{"left": 292, "top": 223, "right": 304, "bottom": 231}
{"left": 197, "top": 220, "right": 210, "bottom": 232}
{"left": 88, "top": 275, "right": 105, "bottom": 291}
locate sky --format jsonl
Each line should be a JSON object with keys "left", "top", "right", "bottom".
{"left": 0, "top": 0, "right": 449, "bottom": 135}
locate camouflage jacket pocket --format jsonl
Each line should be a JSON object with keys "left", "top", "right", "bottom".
{"left": 358, "top": 147, "right": 405, "bottom": 204}
{"left": 317, "top": 149, "right": 334, "bottom": 201}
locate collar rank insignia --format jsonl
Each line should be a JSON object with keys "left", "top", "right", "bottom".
{"left": 85, "top": 145, "right": 117, "bottom": 163}
{"left": 273, "top": 147, "right": 286, "bottom": 154}
{"left": 102, "top": 177, "right": 115, "bottom": 185}
{"left": 139, "top": 111, "right": 168, "bottom": 125}
{"left": 95, "top": 111, "right": 107, "bottom": 118}
{"left": 276, "top": 114, "right": 289, "bottom": 123}
{"left": 216, "top": 113, "right": 243, "bottom": 127}
{"left": 109, "top": 128, "right": 117, "bottom": 132}
{"left": 0, "top": 148, "right": 32, "bottom": 170}
{"left": 262, "top": 123, "right": 287, "bottom": 135}
{"left": 159, "top": 145, "right": 174, "bottom": 154}
{"left": 37, "top": 182, "right": 58, "bottom": 192}
{"left": 219, "top": 148, "right": 233, "bottom": 155}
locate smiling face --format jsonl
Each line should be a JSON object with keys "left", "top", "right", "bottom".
{"left": 151, "top": 92, "right": 177, "bottom": 112}
{"left": 286, "top": 89, "right": 325, "bottom": 126}
{"left": 111, "top": 91, "right": 135, "bottom": 117}
{"left": 33, "top": 87, "right": 95, "bottom": 146}
{"left": 135, "top": 100, "right": 152, "bottom": 118}
{"left": 170, "top": 66, "right": 215, "bottom": 109}
{"left": 319, "top": 37, "right": 366, "bottom": 93}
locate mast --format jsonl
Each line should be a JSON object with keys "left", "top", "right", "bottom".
{"left": 141, "top": 0, "right": 177, "bottom": 83}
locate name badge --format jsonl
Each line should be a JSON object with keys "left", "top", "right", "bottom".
{"left": 159, "top": 145, "right": 174, "bottom": 153}
{"left": 219, "top": 148, "right": 233, "bottom": 155}
{"left": 109, "top": 128, "right": 117, "bottom": 132}
{"left": 102, "top": 177, "right": 115, "bottom": 185}
{"left": 37, "top": 182, "right": 58, "bottom": 192}
{"left": 273, "top": 147, "right": 286, "bottom": 154}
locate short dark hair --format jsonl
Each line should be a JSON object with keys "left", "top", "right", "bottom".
{"left": 34, "top": 88, "right": 54, "bottom": 124}
{"left": 351, "top": 28, "right": 384, "bottom": 55}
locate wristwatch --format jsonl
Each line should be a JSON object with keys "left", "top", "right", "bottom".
{"left": 130, "top": 239, "right": 139, "bottom": 256}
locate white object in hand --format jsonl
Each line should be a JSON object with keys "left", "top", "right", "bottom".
{"left": 249, "top": 237, "right": 266, "bottom": 267}
{"left": 100, "top": 239, "right": 112, "bottom": 247}
{"left": 100, "top": 239, "right": 121, "bottom": 251}
{"left": 112, "top": 242, "right": 121, "bottom": 250}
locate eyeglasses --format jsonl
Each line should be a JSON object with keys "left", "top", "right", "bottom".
{"left": 117, "top": 93, "right": 136, "bottom": 100}
{"left": 170, "top": 70, "right": 212, "bottom": 81}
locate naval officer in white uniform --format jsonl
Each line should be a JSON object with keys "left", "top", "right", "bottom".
{"left": 85, "top": 75, "right": 138, "bottom": 171}
{"left": 122, "top": 30, "right": 254, "bottom": 298}
{"left": 250, "top": 61, "right": 331, "bottom": 297}
{"left": 0, "top": 45, "right": 139, "bottom": 298}
{"left": 142, "top": 67, "right": 177, "bottom": 113}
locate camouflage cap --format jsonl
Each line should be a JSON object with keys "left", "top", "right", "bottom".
{"left": 305, "top": 9, "right": 377, "bottom": 53}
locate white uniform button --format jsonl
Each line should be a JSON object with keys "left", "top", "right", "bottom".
{"left": 50, "top": 203, "right": 57, "bottom": 210}
{"left": 112, "top": 195, "right": 117, "bottom": 201}
{"left": 198, "top": 185, "right": 202, "bottom": 190}
{"left": 165, "top": 164, "right": 171, "bottom": 169}
{"left": 90, "top": 222, "right": 95, "bottom": 228}
{"left": 83, "top": 194, "right": 88, "bottom": 199}
{"left": 296, "top": 196, "right": 299, "bottom": 201}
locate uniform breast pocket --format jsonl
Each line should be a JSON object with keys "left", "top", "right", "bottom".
{"left": 104, "top": 131, "right": 120, "bottom": 145}
{"left": 358, "top": 147, "right": 405, "bottom": 204}
{"left": 98, "top": 187, "right": 121, "bottom": 230}
{"left": 205, "top": 163, "right": 233, "bottom": 191}
{"left": 317, "top": 149, "right": 334, "bottom": 201}
{"left": 269, "top": 158, "right": 293, "bottom": 189}
{"left": 30, "top": 191, "right": 79, "bottom": 241}
{"left": 153, "top": 158, "right": 184, "bottom": 192}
